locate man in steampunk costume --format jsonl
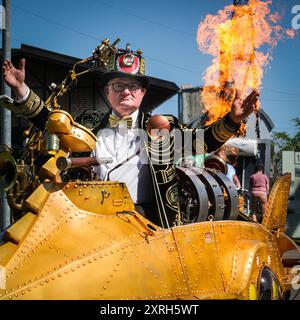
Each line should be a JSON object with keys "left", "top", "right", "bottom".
{"left": 2, "top": 45, "right": 259, "bottom": 228}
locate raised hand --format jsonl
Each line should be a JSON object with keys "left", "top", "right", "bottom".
{"left": 2, "top": 59, "right": 28, "bottom": 99}
{"left": 230, "top": 89, "right": 259, "bottom": 124}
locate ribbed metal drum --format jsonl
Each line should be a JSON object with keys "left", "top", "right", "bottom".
{"left": 176, "top": 166, "right": 239, "bottom": 224}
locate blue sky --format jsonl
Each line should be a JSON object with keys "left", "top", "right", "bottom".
{"left": 1, "top": 0, "right": 300, "bottom": 135}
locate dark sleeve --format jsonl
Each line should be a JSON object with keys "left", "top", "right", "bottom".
{"left": 13, "top": 89, "right": 50, "bottom": 131}
{"left": 203, "top": 112, "right": 241, "bottom": 153}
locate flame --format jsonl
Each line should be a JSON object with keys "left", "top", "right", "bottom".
{"left": 197, "top": 0, "right": 295, "bottom": 127}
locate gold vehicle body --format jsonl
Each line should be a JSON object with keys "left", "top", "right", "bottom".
{"left": 0, "top": 110, "right": 298, "bottom": 300}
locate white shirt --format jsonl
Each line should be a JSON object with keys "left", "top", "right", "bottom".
{"left": 93, "top": 110, "right": 153, "bottom": 204}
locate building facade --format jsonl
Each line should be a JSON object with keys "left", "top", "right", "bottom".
{"left": 282, "top": 151, "right": 300, "bottom": 239}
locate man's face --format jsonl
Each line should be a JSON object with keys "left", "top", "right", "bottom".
{"left": 104, "top": 77, "right": 146, "bottom": 118}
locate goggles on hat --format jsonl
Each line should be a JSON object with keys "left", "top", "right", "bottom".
{"left": 107, "top": 44, "right": 145, "bottom": 75}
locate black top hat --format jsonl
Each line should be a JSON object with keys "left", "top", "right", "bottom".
{"left": 96, "top": 43, "right": 179, "bottom": 113}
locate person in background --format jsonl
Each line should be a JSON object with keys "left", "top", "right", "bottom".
{"left": 249, "top": 159, "right": 269, "bottom": 223}
{"left": 226, "top": 152, "right": 241, "bottom": 190}
{"left": 214, "top": 145, "right": 241, "bottom": 190}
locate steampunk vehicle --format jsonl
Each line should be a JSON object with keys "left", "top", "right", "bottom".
{"left": 0, "top": 39, "right": 299, "bottom": 300}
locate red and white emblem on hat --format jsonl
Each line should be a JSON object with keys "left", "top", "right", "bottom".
{"left": 116, "top": 52, "right": 140, "bottom": 74}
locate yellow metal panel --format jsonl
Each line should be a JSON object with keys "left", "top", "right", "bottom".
{"left": 39, "top": 149, "right": 68, "bottom": 180}
{"left": 5, "top": 212, "right": 37, "bottom": 244}
{"left": 62, "top": 181, "right": 135, "bottom": 215}
{"left": 0, "top": 242, "right": 18, "bottom": 266}
{"left": 248, "top": 283, "right": 258, "bottom": 300}
{"left": 24, "top": 183, "right": 52, "bottom": 214}
{"left": 0, "top": 188, "right": 187, "bottom": 299}
{"left": 262, "top": 173, "right": 291, "bottom": 232}
{"left": 211, "top": 221, "right": 285, "bottom": 299}
{"left": 172, "top": 223, "right": 225, "bottom": 298}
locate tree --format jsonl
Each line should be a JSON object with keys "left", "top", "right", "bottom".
{"left": 272, "top": 118, "right": 300, "bottom": 153}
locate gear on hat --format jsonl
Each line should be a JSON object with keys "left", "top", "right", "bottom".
{"left": 103, "top": 43, "right": 149, "bottom": 88}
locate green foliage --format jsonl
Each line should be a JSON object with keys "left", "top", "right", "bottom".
{"left": 272, "top": 118, "right": 300, "bottom": 153}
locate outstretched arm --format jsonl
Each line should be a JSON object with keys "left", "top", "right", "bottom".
{"left": 2, "top": 58, "right": 29, "bottom": 99}
{"left": 203, "top": 89, "right": 259, "bottom": 153}
{"left": 2, "top": 59, "right": 49, "bottom": 130}
{"left": 230, "top": 89, "right": 259, "bottom": 124}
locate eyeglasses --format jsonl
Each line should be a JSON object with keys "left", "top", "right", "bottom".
{"left": 108, "top": 82, "right": 142, "bottom": 92}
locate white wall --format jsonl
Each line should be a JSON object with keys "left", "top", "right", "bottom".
{"left": 282, "top": 151, "right": 300, "bottom": 239}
